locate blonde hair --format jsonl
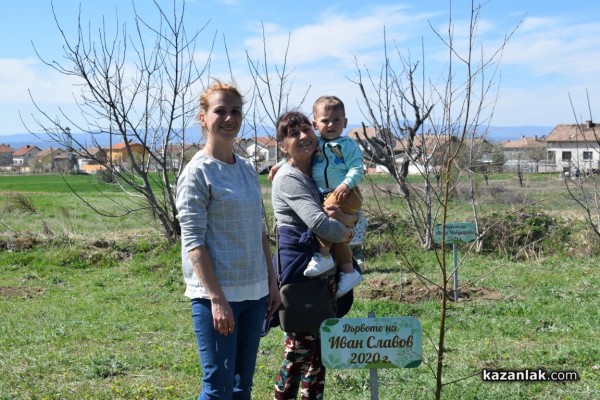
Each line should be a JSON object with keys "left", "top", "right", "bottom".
{"left": 312, "top": 95, "right": 345, "bottom": 116}
{"left": 199, "top": 80, "right": 244, "bottom": 115}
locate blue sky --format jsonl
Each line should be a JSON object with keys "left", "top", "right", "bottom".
{"left": 1, "top": 0, "right": 600, "bottom": 136}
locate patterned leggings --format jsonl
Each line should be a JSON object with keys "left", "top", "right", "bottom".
{"left": 274, "top": 331, "right": 325, "bottom": 400}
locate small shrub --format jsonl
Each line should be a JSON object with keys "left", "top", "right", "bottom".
{"left": 87, "top": 356, "right": 127, "bottom": 378}
{"left": 96, "top": 170, "right": 116, "bottom": 183}
{"left": 478, "top": 211, "right": 587, "bottom": 258}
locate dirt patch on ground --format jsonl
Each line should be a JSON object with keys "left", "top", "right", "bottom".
{"left": 359, "top": 276, "right": 503, "bottom": 303}
{"left": 0, "top": 286, "right": 45, "bottom": 298}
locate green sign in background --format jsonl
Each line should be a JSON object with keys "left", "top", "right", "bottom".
{"left": 433, "top": 222, "right": 477, "bottom": 243}
{"left": 320, "top": 317, "right": 422, "bottom": 369}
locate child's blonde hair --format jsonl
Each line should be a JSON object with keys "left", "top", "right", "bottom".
{"left": 312, "top": 95, "right": 345, "bottom": 116}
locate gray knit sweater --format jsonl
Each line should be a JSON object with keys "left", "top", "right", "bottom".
{"left": 176, "top": 152, "right": 268, "bottom": 301}
{"left": 272, "top": 162, "right": 347, "bottom": 242}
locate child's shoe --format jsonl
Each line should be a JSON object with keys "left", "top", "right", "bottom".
{"left": 336, "top": 270, "right": 363, "bottom": 298}
{"left": 304, "top": 254, "right": 336, "bottom": 277}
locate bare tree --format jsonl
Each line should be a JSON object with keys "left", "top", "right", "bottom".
{"left": 244, "top": 24, "right": 310, "bottom": 168}
{"left": 23, "top": 0, "right": 212, "bottom": 243}
{"left": 351, "top": 39, "right": 437, "bottom": 249}
{"left": 351, "top": 1, "right": 520, "bottom": 398}
{"left": 353, "top": 2, "right": 520, "bottom": 251}
{"left": 238, "top": 25, "right": 312, "bottom": 238}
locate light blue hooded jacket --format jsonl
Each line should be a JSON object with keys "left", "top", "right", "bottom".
{"left": 312, "top": 135, "right": 364, "bottom": 191}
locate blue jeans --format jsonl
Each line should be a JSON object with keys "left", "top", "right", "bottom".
{"left": 191, "top": 296, "right": 267, "bottom": 400}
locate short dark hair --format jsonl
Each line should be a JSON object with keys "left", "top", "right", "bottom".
{"left": 275, "top": 111, "right": 311, "bottom": 142}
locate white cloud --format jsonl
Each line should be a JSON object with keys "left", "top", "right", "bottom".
{"left": 494, "top": 85, "right": 580, "bottom": 126}
{"left": 214, "top": 0, "right": 241, "bottom": 6}
{"left": 520, "top": 16, "right": 558, "bottom": 32}
{"left": 234, "top": 4, "right": 444, "bottom": 124}
{"left": 4, "top": 1, "right": 600, "bottom": 135}
{"left": 501, "top": 16, "right": 600, "bottom": 78}
{"left": 0, "top": 58, "right": 78, "bottom": 104}
{"left": 243, "top": 5, "right": 430, "bottom": 68}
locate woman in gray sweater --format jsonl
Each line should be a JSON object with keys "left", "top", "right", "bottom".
{"left": 271, "top": 111, "right": 356, "bottom": 399}
{"left": 176, "top": 80, "right": 280, "bottom": 400}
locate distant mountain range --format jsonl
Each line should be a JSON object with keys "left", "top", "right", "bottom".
{"left": 0, "top": 125, "right": 553, "bottom": 150}
{"left": 486, "top": 125, "right": 552, "bottom": 142}
{"left": 0, "top": 128, "right": 204, "bottom": 151}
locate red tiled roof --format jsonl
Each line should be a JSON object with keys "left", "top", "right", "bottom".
{"left": 545, "top": 121, "right": 600, "bottom": 143}
{"left": 0, "top": 144, "right": 14, "bottom": 153}
{"left": 499, "top": 136, "right": 546, "bottom": 149}
{"left": 75, "top": 147, "right": 105, "bottom": 157}
{"left": 254, "top": 137, "right": 277, "bottom": 147}
{"left": 380, "top": 134, "right": 456, "bottom": 158}
{"left": 237, "top": 137, "right": 277, "bottom": 147}
{"left": 347, "top": 126, "right": 402, "bottom": 151}
{"left": 87, "top": 146, "right": 104, "bottom": 156}
{"left": 111, "top": 142, "right": 130, "bottom": 150}
{"left": 346, "top": 126, "right": 379, "bottom": 140}
{"left": 348, "top": 127, "right": 454, "bottom": 154}
{"left": 33, "top": 147, "right": 64, "bottom": 158}
{"left": 158, "top": 143, "right": 202, "bottom": 154}
{"left": 13, "top": 145, "right": 41, "bottom": 156}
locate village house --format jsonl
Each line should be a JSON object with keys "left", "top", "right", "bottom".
{"left": 109, "top": 141, "right": 146, "bottom": 169}
{"left": 0, "top": 143, "right": 14, "bottom": 166}
{"left": 499, "top": 135, "right": 547, "bottom": 173}
{"left": 346, "top": 126, "right": 383, "bottom": 173}
{"left": 347, "top": 125, "right": 422, "bottom": 174}
{"left": 347, "top": 126, "right": 461, "bottom": 175}
{"left": 543, "top": 120, "right": 600, "bottom": 175}
{"left": 76, "top": 147, "right": 109, "bottom": 174}
{"left": 32, "top": 147, "right": 66, "bottom": 172}
{"left": 234, "top": 136, "right": 278, "bottom": 172}
{"left": 53, "top": 152, "right": 75, "bottom": 172}
{"left": 12, "top": 145, "right": 41, "bottom": 168}
{"left": 157, "top": 143, "right": 203, "bottom": 172}
{"left": 400, "top": 134, "right": 460, "bottom": 175}
{"left": 464, "top": 137, "right": 499, "bottom": 172}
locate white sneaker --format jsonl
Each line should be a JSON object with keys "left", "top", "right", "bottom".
{"left": 349, "top": 212, "right": 367, "bottom": 246}
{"left": 304, "top": 254, "right": 336, "bottom": 277}
{"left": 336, "top": 270, "right": 363, "bottom": 298}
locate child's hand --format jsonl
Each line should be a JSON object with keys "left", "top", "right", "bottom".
{"left": 267, "top": 164, "right": 280, "bottom": 182}
{"left": 333, "top": 183, "right": 350, "bottom": 202}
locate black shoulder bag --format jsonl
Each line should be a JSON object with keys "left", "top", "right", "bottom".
{"left": 276, "top": 227, "right": 335, "bottom": 333}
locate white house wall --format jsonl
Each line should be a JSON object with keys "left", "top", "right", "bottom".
{"left": 243, "top": 142, "right": 277, "bottom": 169}
{"left": 546, "top": 142, "right": 600, "bottom": 173}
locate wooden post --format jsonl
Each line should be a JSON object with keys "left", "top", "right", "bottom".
{"left": 368, "top": 311, "right": 379, "bottom": 400}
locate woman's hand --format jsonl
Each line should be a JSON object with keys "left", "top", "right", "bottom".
{"left": 211, "top": 298, "right": 235, "bottom": 335}
{"left": 323, "top": 203, "right": 339, "bottom": 218}
{"left": 324, "top": 204, "right": 358, "bottom": 226}
{"left": 189, "top": 247, "right": 234, "bottom": 335}
{"left": 262, "top": 233, "right": 282, "bottom": 320}
{"left": 267, "top": 163, "right": 280, "bottom": 182}
{"left": 266, "top": 278, "right": 282, "bottom": 319}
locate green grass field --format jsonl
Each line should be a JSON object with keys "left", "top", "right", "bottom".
{"left": 1, "top": 173, "right": 599, "bottom": 399}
